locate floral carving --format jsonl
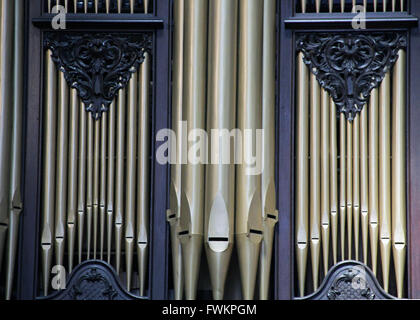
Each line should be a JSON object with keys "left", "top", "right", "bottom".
{"left": 297, "top": 33, "right": 406, "bottom": 120}
{"left": 44, "top": 32, "right": 152, "bottom": 119}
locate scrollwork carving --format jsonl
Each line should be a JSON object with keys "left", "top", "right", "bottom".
{"left": 44, "top": 32, "right": 152, "bottom": 119}
{"left": 297, "top": 32, "right": 406, "bottom": 120}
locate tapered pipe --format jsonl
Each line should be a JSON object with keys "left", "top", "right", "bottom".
{"left": 105, "top": 0, "right": 110, "bottom": 13}
{"left": 144, "top": 0, "right": 150, "bottom": 13}
{"left": 117, "top": 0, "right": 122, "bottom": 13}
{"left": 125, "top": 72, "right": 138, "bottom": 292}
{"left": 86, "top": 115, "right": 94, "bottom": 260}
{"left": 369, "top": 88, "right": 379, "bottom": 275}
{"left": 341, "top": 0, "right": 345, "bottom": 12}
{"left": 41, "top": 50, "right": 57, "bottom": 296}
{"left": 346, "top": 120, "right": 353, "bottom": 260}
{"left": 84, "top": 0, "right": 88, "bottom": 13}
{"left": 178, "top": 0, "right": 208, "bottom": 300}
{"left": 259, "top": 0, "right": 278, "bottom": 300}
{"left": 310, "top": 75, "right": 321, "bottom": 290}
{"left": 392, "top": 50, "right": 406, "bottom": 299}
{"left": 316, "top": 0, "right": 321, "bottom": 12}
{"left": 329, "top": 0, "right": 333, "bottom": 12}
{"left": 99, "top": 113, "right": 107, "bottom": 261}
{"left": 392, "top": 0, "right": 396, "bottom": 12}
{"left": 54, "top": 71, "right": 68, "bottom": 268}
{"left": 67, "top": 89, "right": 78, "bottom": 273}
{"left": 383, "top": 0, "right": 387, "bottom": 12}
{"left": 5, "top": 0, "right": 23, "bottom": 300}
{"left": 130, "top": 0, "right": 134, "bottom": 13}
{"left": 301, "top": 0, "right": 306, "bottom": 13}
{"left": 360, "top": 105, "right": 369, "bottom": 265}
{"left": 107, "top": 101, "right": 116, "bottom": 264}
{"left": 353, "top": 114, "right": 360, "bottom": 261}
{"left": 339, "top": 114, "right": 346, "bottom": 261}
{"left": 205, "top": 0, "right": 237, "bottom": 301}
{"left": 236, "top": 0, "right": 264, "bottom": 300}
{"left": 93, "top": 120, "right": 100, "bottom": 259}
{"left": 320, "top": 89, "right": 330, "bottom": 276}
{"left": 167, "top": 0, "right": 184, "bottom": 300}
{"left": 379, "top": 73, "right": 391, "bottom": 292}
{"left": 330, "top": 98, "right": 338, "bottom": 265}
{"left": 115, "top": 89, "right": 126, "bottom": 274}
{"left": 0, "top": 0, "right": 14, "bottom": 278}
{"left": 374, "top": 0, "right": 378, "bottom": 12}
{"left": 95, "top": 0, "right": 99, "bottom": 13}
{"left": 77, "top": 101, "right": 87, "bottom": 264}
{"left": 296, "top": 53, "right": 309, "bottom": 298}
{"left": 137, "top": 55, "right": 151, "bottom": 297}
{"left": 401, "top": 0, "right": 404, "bottom": 11}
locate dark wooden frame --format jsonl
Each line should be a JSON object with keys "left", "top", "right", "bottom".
{"left": 13, "top": 0, "right": 420, "bottom": 300}
{"left": 275, "top": 0, "right": 420, "bottom": 300}
{"left": 16, "top": 0, "right": 171, "bottom": 300}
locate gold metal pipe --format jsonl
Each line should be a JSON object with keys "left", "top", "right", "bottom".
{"left": 296, "top": 53, "right": 309, "bottom": 298}
{"left": 310, "top": 75, "right": 321, "bottom": 290}
{"left": 54, "top": 71, "right": 68, "bottom": 269}
{"left": 379, "top": 73, "right": 391, "bottom": 292}
{"left": 167, "top": 0, "right": 184, "bottom": 300}
{"left": 67, "top": 89, "right": 78, "bottom": 273}
{"left": 346, "top": 120, "right": 353, "bottom": 260}
{"left": 93, "top": 120, "right": 100, "bottom": 259}
{"left": 341, "top": 0, "right": 345, "bottom": 13}
{"left": 130, "top": 0, "right": 134, "bottom": 14}
{"left": 330, "top": 98, "right": 338, "bottom": 265}
{"left": 99, "top": 113, "right": 107, "bottom": 261}
{"left": 316, "top": 0, "right": 321, "bottom": 13}
{"left": 107, "top": 101, "right": 116, "bottom": 264}
{"left": 392, "top": 0, "right": 396, "bottom": 11}
{"left": 401, "top": 0, "right": 404, "bottom": 11}
{"left": 374, "top": 0, "right": 378, "bottom": 12}
{"left": 392, "top": 50, "right": 406, "bottom": 299}
{"left": 41, "top": 50, "right": 57, "bottom": 296}
{"left": 5, "top": 0, "right": 23, "bottom": 299}
{"left": 301, "top": 0, "right": 306, "bottom": 13}
{"left": 84, "top": 0, "right": 88, "bottom": 13}
{"left": 117, "top": 0, "right": 122, "bottom": 13}
{"left": 137, "top": 55, "right": 151, "bottom": 297}
{"left": 178, "top": 0, "right": 208, "bottom": 300}
{"left": 95, "top": 0, "right": 99, "bottom": 13}
{"left": 353, "top": 114, "right": 360, "bottom": 261}
{"left": 125, "top": 72, "right": 138, "bottom": 292}
{"left": 144, "top": 0, "right": 150, "bottom": 13}
{"left": 360, "top": 105, "right": 369, "bottom": 265}
{"left": 86, "top": 115, "right": 94, "bottom": 260}
{"left": 259, "top": 0, "right": 278, "bottom": 300}
{"left": 369, "top": 88, "right": 379, "bottom": 275}
{"left": 352, "top": 0, "right": 356, "bottom": 10}
{"left": 320, "top": 89, "right": 330, "bottom": 276}
{"left": 115, "top": 89, "right": 126, "bottom": 274}
{"left": 329, "top": 0, "right": 334, "bottom": 13}
{"left": 77, "top": 102, "right": 87, "bottom": 264}
{"left": 205, "top": 0, "right": 237, "bottom": 301}
{"left": 73, "top": 0, "right": 77, "bottom": 13}
{"left": 105, "top": 0, "right": 110, "bottom": 13}
{"left": 384, "top": 0, "right": 387, "bottom": 12}
{"left": 339, "top": 114, "right": 346, "bottom": 261}
{"left": 364, "top": 0, "right": 367, "bottom": 11}
{"left": 236, "top": 0, "right": 264, "bottom": 300}
{"left": 0, "top": 0, "right": 14, "bottom": 277}
{"left": 168, "top": 0, "right": 183, "bottom": 300}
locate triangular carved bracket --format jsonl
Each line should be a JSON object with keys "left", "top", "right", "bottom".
{"left": 44, "top": 32, "right": 153, "bottom": 120}
{"left": 296, "top": 32, "right": 406, "bottom": 121}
